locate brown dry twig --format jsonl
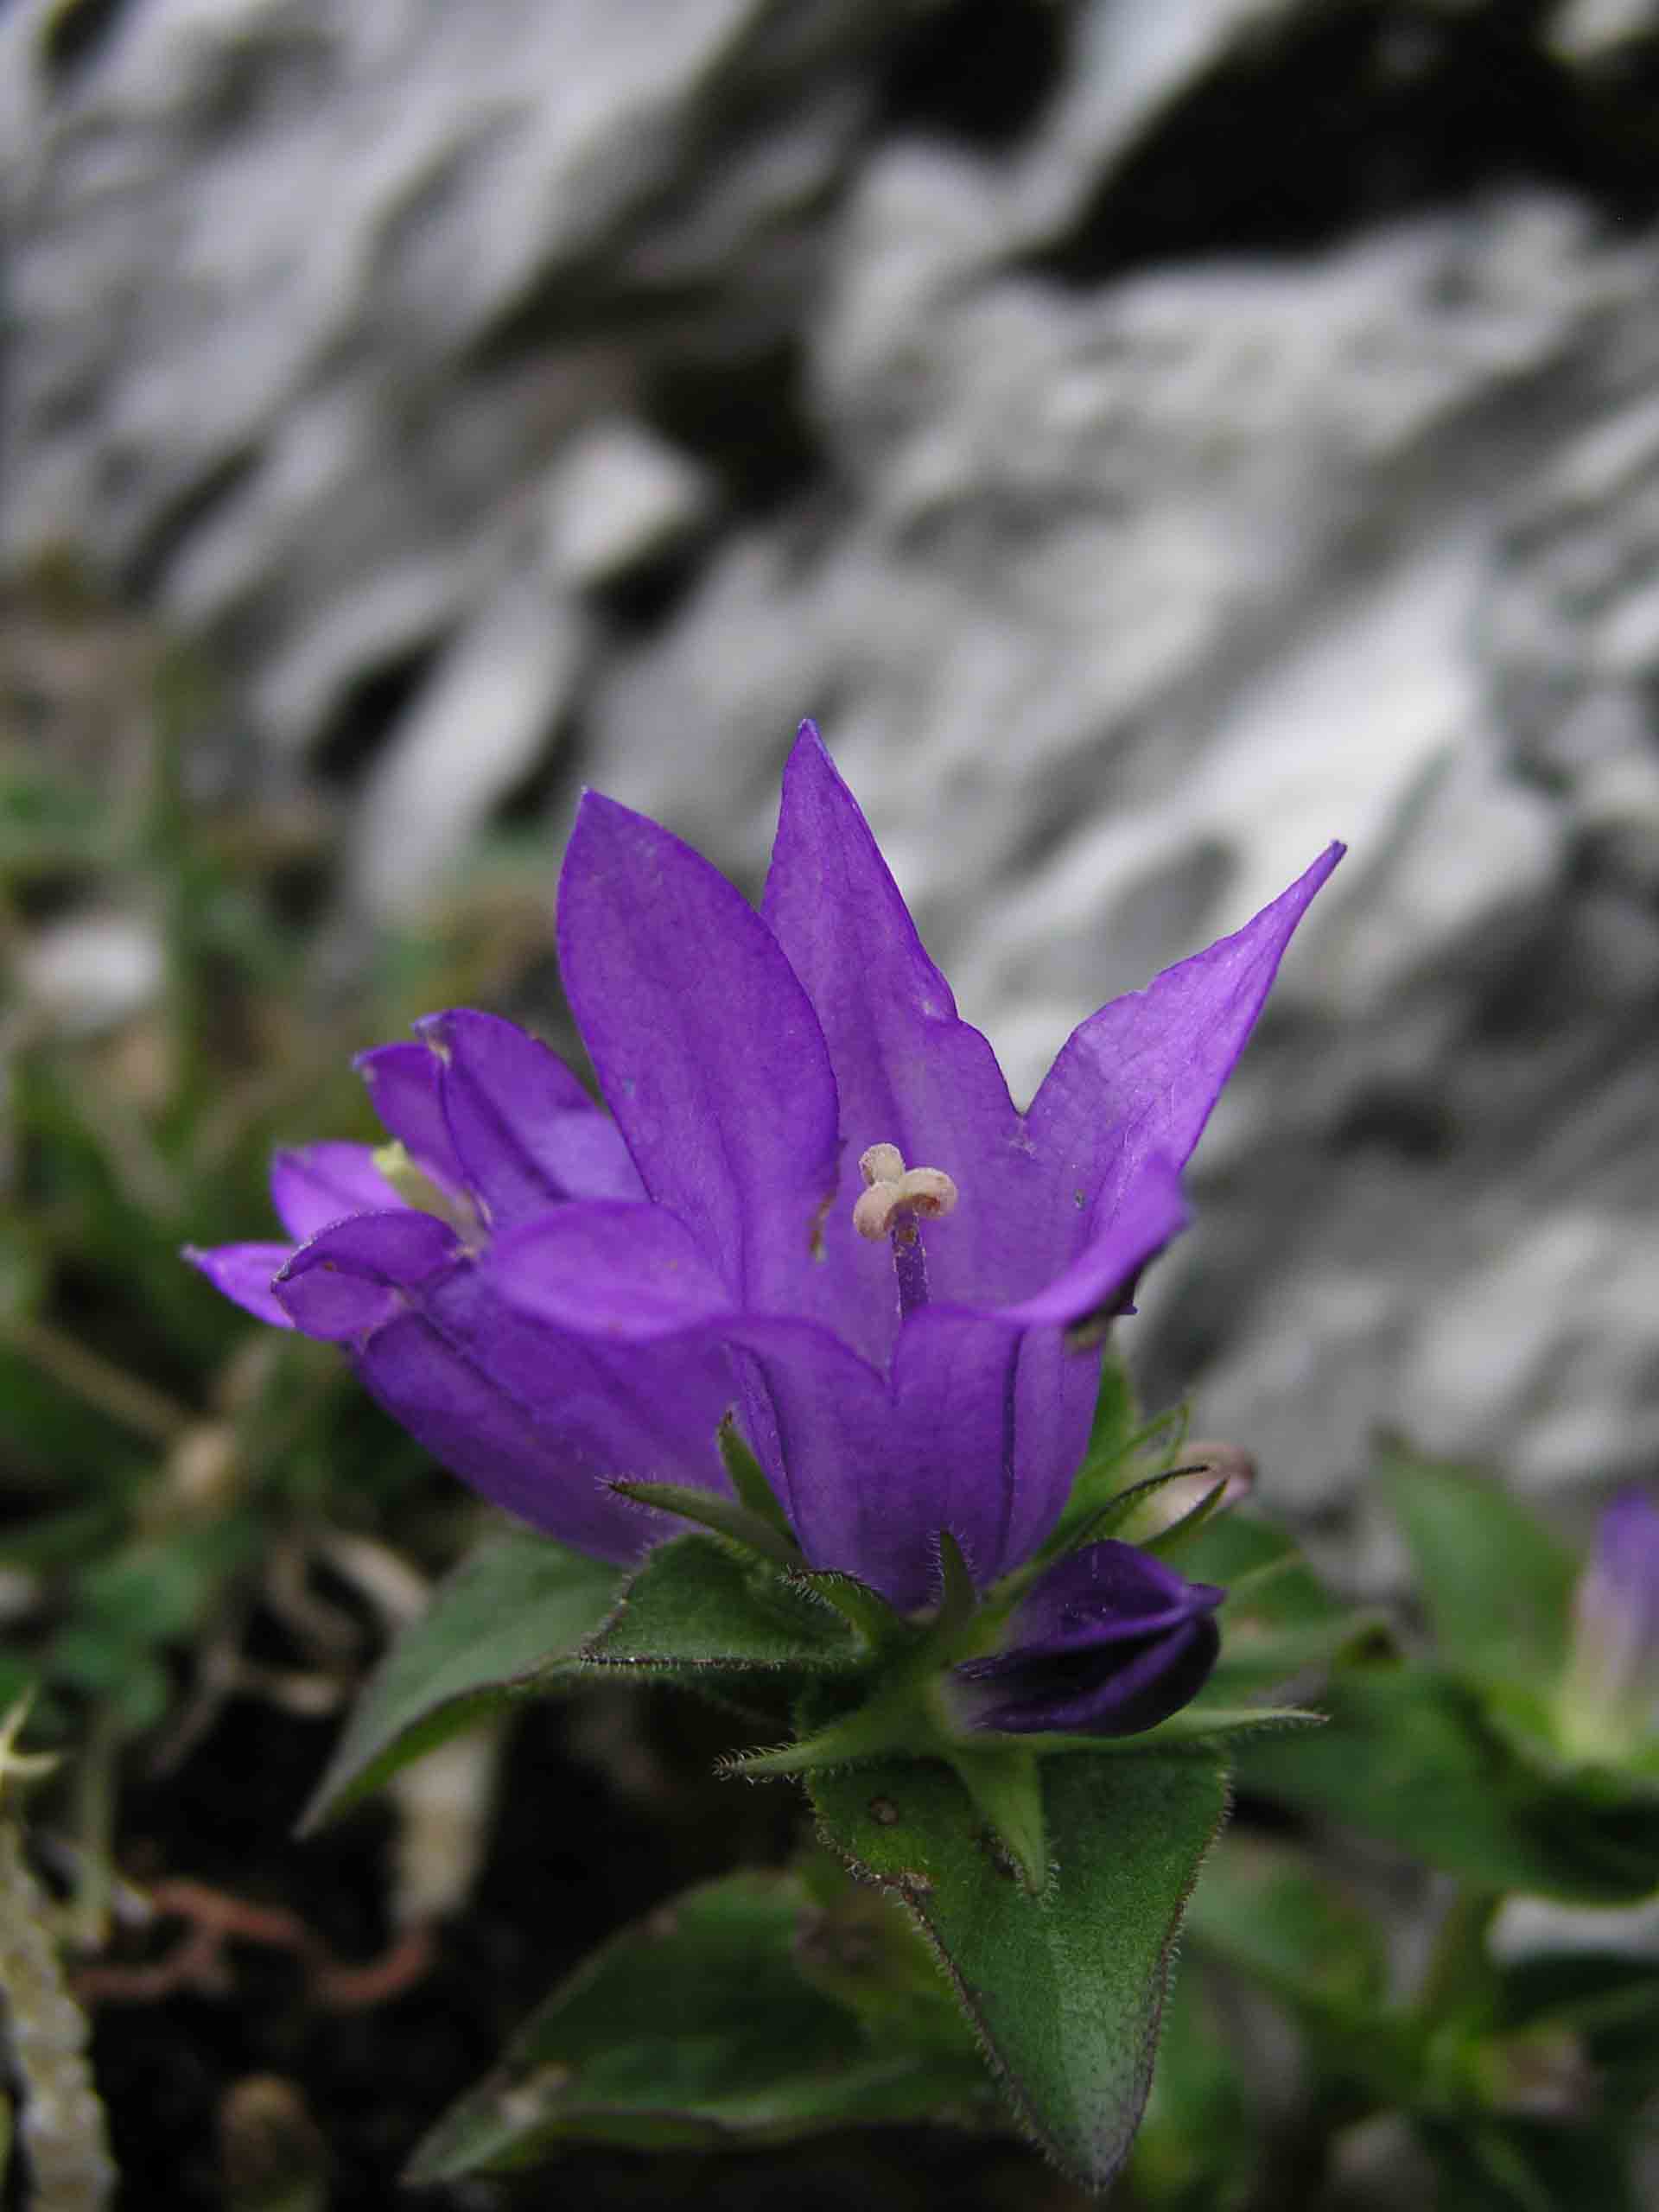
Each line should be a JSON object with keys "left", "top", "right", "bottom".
{"left": 71, "top": 1875, "right": 436, "bottom": 2012}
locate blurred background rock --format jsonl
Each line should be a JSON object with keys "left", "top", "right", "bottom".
{"left": 6, "top": 0, "right": 1659, "bottom": 1593}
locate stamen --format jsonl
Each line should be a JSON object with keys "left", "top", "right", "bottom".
{"left": 852, "top": 1143, "right": 958, "bottom": 1319}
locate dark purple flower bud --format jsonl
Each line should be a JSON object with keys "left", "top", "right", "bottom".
{"left": 948, "top": 1541, "right": 1224, "bottom": 1738}
{"left": 1560, "top": 1488, "right": 1659, "bottom": 1758}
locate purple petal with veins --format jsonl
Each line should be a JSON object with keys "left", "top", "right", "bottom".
{"left": 188, "top": 719, "right": 1338, "bottom": 1602}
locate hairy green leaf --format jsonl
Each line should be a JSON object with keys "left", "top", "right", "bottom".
{"left": 301, "top": 1529, "right": 620, "bottom": 1831}
{"left": 811, "top": 1750, "right": 1229, "bottom": 2190}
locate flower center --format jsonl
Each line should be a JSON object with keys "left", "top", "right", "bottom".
{"left": 852, "top": 1142, "right": 958, "bottom": 1319}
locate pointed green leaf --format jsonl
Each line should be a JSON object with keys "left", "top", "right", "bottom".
{"left": 1382, "top": 1452, "right": 1577, "bottom": 1692}
{"left": 405, "top": 1870, "right": 994, "bottom": 2182}
{"left": 608, "top": 1479, "right": 804, "bottom": 1568}
{"left": 582, "top": 1534, "right": 855, "bottom": 1675}
{"left": 811, "top": 1750, "right": 1230, "bottom": 2190}
{"left": 1241, "top": 1669, "right": 1659, "bottom": 1904}
{"left": 301, "top": 1530, "right": 620, "bottom": 1831}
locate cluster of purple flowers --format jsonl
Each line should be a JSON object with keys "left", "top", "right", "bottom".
{"left": 191, "top": 724, "right": 1338, "bottom": 1736}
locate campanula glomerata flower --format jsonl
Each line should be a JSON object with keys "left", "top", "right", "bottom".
{"left": 189, "top": 722, "right": 1339, "bottom": 1610}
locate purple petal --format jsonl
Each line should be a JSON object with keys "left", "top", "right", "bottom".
{"left": 1569, "top": 1487, "right": 1659, "bottom": 1718}
{"left": 183, "top": 1242, "right": 296, "bottom": 1328}
{"left": 494, "top": 1203, "right": 1122, "bottom": 1608}
{"left": 958, "top": 1617, "right": 1221, "bottom": 1738}
{"left": 1028, "top": 844, "right": 1343, "bottom": 1234}
{"left": 998, "top": 1540, "right": 1224, "bottom": 1656}
{"left": 490, "top": 1203, "right": 731, "bottom": 1339}
{"left": 994, "top": 1154, "right": 1187, "bottom": 1332}
{"left": 355, "top": 1041, "right": 466, "bottom": 1188}
{"left": 953, "top": 1539, "right": 1224, "bottom": 1737}
{"left": 416, "top": 1008, "right": 644, "bottom": 1223}
{"left": 492, "top": 1207, "right": 1014, "bottom": 1607}
{"left": 350, "top": 1249, "right": 738, "bottom": 1560}
{"left": 274, "top": 1211, "right": 465, "bottom": 1340}
{"left": 270, "top": 1142, "right": 399, "bottom": 1242}
{"left": 557, "top": 791, "right": 841, "bottom": 1307}
{"left": 761, "top": 724, "right": 1044, "bottom": 1358}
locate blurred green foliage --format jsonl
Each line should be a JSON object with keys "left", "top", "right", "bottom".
{"left": 0, "top": 575, "right": 565, "bottom": 1756}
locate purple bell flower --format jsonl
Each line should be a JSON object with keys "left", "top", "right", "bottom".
{"left": 948, "top": 1541, "right": 1224, "bottom": 1737}
{"left": 1560, "top": 1487, "right": 1659, "bottom": 1758}
{"left": 188, "top": 722, "right": 1338, "bottom": 1610}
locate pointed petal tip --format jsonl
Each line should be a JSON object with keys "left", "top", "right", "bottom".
{"left": 182, "top": 1240, "right": 297, "bottom": 1328}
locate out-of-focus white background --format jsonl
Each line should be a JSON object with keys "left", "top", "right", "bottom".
{"left": 7, "top": 0, "right": 1659, "bottom": 1586}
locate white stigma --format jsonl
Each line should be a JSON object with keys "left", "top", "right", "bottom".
{"left": 852, "top": 1144, "right": 959, "bottom": 1243}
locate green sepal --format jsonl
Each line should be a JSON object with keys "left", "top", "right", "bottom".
{"left": 933, "top": 1529, "right": 978, "bottom": 1639}
{"left": 721, "top": 1674, "right": 925, "bottom": 1781}
{"left": 994, "top": 1705, "right": 1323, "bottom": 1758}
{"left": 405, "top": 1868, "right": 996, "bottom": 2183}
{"left": 1033, "top": 1353, "right": 1191, "bottom": 1567}
{"left": 810, "top": 1749, "right": 1230, "bottom": 2192}
{"left": 301, "top": 1530, "right": 620, "bottom": 1832}
{"left": 788, "top": 1567, "right": 914, "bottom": 1652}
{"left": 582, "top": 1533, "right": 857, "bottom": 1677}
{"left": 945, "top": 1745, "right": 1047, "bottom": 1894}
{"left": 1047, "top": 1459, "right": 1220, "bottom": 1558}
{"left": 1140, "top": 1478, "right": 1229, "bottom": 1559}
{"left": 717, "top": 1411, "right": 793, "bottom": 1537}
{"left": 1240, "top": 1668, "right": 1659, "bottom": 1904}
{"left": 607, "top": 1478, "right": 804, "bottom": 1570}
{"left": 1382, "top": 1449, "right": 1577, "bottom": 1694}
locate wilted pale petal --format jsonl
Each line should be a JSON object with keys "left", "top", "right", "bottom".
{"left": 182, "top": 1242, "right": 297, "bottom": 1329}
{"left": 416, "top": 1008, "right": 643, "bottom": 1220}
{"left": 558, "top": 793, "right": 841, "bottom": 1309}
{"left": 1028, "top": 843, "right": 1343, "bottom": 1232}
{"left": 950, "top": 1541, "right": 1223, "bottom": 1737}
{"left": 762, "top": 723, "right": 1043, "bottom": 1357}
{"left": 270, "top": 1141, "right": 401, "bottom": 1243}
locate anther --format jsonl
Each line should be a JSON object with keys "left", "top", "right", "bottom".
{"left": 851, "top": 1142, "right": 958, "bottom": 1320}
{"left": 853, "top": 1147, "right": 959, "bottom": 1243}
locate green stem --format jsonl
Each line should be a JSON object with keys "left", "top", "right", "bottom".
{"left": 1417, "top": 1885, "right": 1500, "bottom": 2025}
